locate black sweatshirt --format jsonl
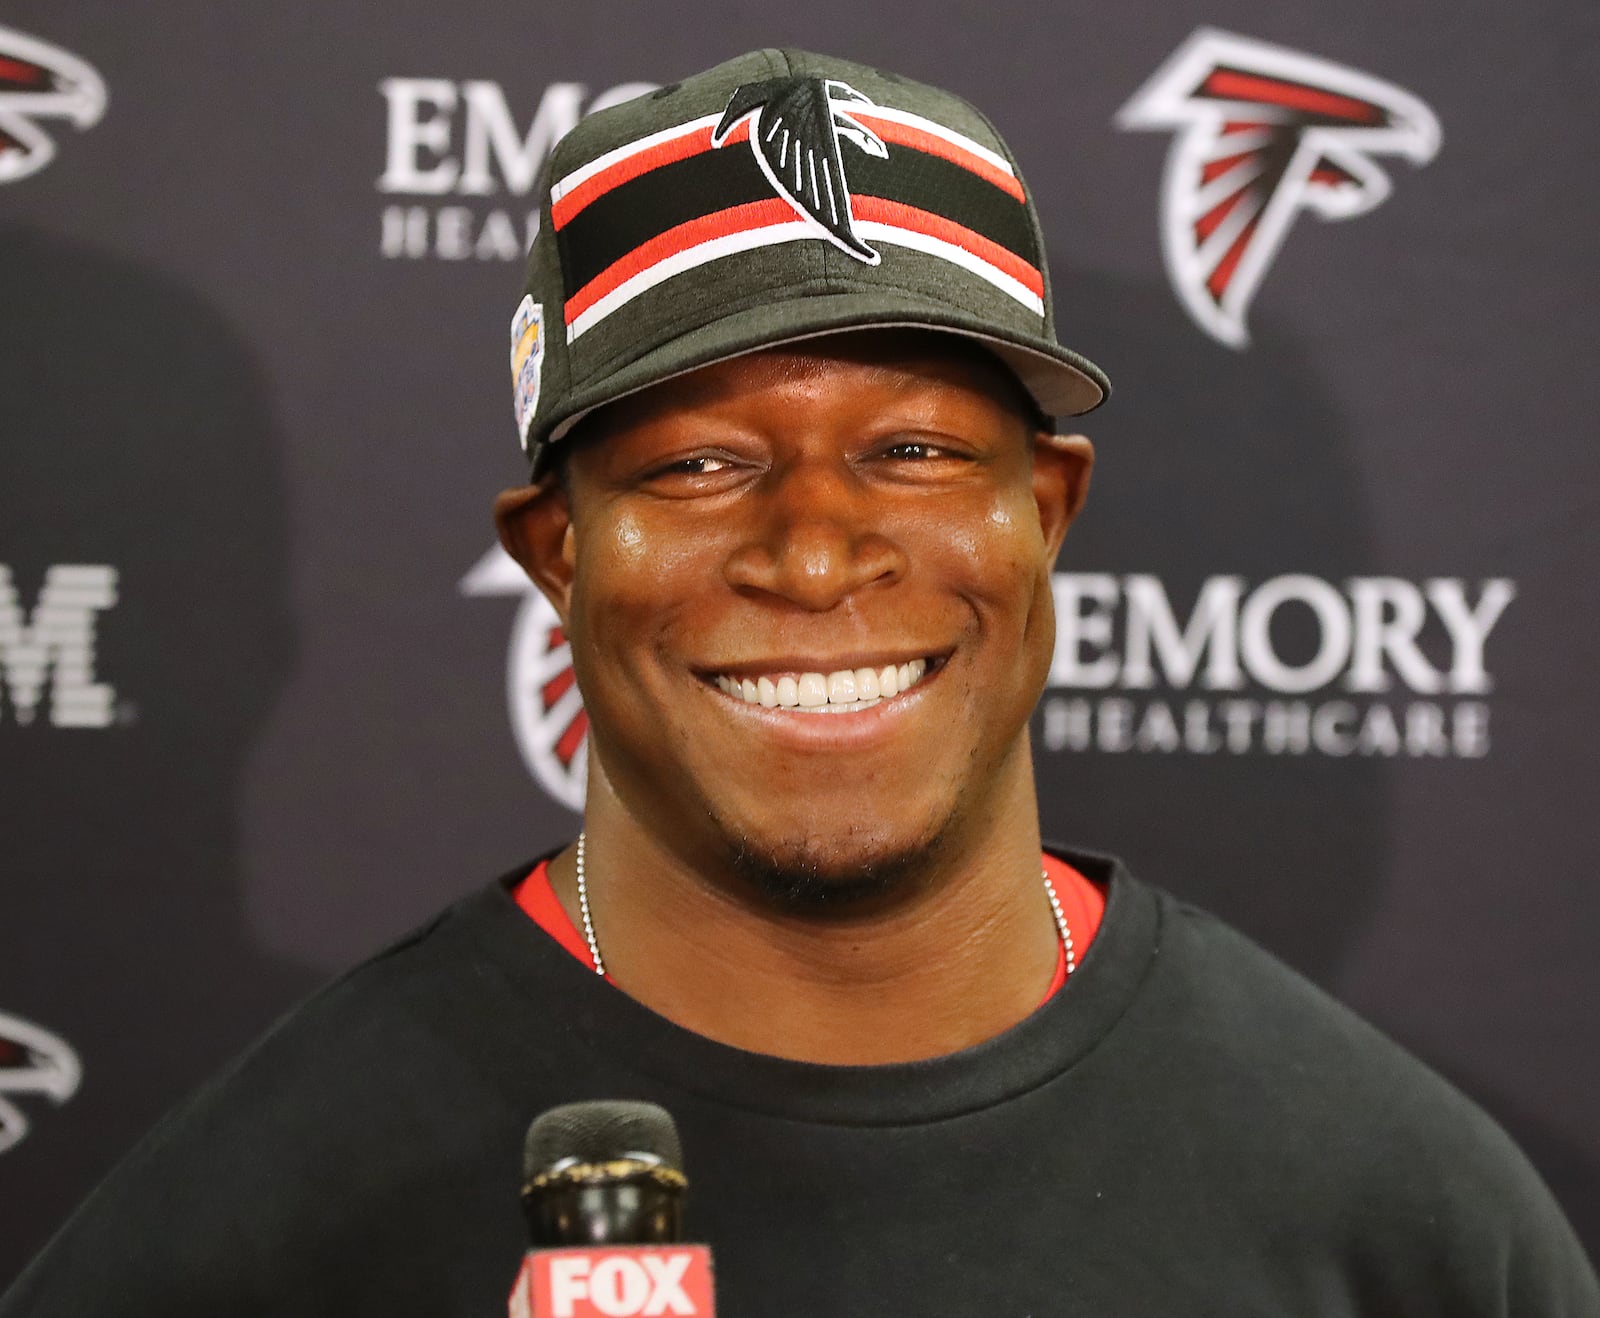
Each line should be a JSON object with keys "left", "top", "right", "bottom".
{"left": 5, "top": 848, "right": 1596, "bottom": 1316}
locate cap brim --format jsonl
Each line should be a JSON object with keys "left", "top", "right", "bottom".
{"left": 536, "top": 291, "right": 1109, "bottom": 474}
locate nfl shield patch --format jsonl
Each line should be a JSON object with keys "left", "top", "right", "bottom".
{"left": 509, "top": 295, "right": 545, "bottom": 450}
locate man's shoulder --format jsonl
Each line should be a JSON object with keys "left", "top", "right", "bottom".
{"left": 196, "top": 874, "right": 519, "bottom": 1079}
{"left": 0, "top": 869, "right": 561, "bottom": 1317}
{"left": 165, "top": 865, "right": 567, "bottom": 1128}
{"left": 1110, "top": 861, "right": 1581, "bottom": 1259}
{"left": 1037, "top": 849, "right": 1598, "bottom": 1312}
{"left": 1050, "top": 844, "right": 1481, "bottom": 1135}
{"left": 1158, "top": 896, "right": 1447, "bottom": 1074}
{"left": 1123, "top": 871, "right": 1507, "bottom": 1147}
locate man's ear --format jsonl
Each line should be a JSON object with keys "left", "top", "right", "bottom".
{"left": 493, "top": 476, "right": 575, "bottom": 625}
{"left": 1031, "top": 431, "right": 1095, "bottom": 565}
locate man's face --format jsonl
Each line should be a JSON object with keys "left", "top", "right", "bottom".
{"left": 505, "top": 332, "right": 1090, "bottom": 905}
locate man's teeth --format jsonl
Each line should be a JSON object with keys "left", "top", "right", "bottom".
{"left": 715, "top": 661, "right": 928, "bottom": 711}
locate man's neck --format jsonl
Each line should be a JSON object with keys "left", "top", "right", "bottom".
{"left": 547, "top": 770, "right": 1059, "bottom": 1066}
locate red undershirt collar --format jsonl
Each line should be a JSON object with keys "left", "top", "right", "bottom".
{"left": 512, "top": 851, "right": 1105, "bottom": 1006}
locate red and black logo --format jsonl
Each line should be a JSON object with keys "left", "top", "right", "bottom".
{"left": 711, "top": 77, "right": 888, "bottom": 263}
{"left": 1118, "top": 28, "right": 1439, "bottom": 347}
{"left": 461, "top": 549, "right": 589, "bottom": 812}
{"left": 0, "top": 23, "right": 106, "bottom": 184}
{"left": 0, "top": 1010, "right": 81, "bottom": 1153}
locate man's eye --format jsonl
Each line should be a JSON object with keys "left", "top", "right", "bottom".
{"left": 635, "top": 453, "right": 748, "bottom": 492}
{"left": 882, "top": 441, "right": 968, "bottom": 462}
{"left": 654, "top": 454, "right": 733, "bottom": 476}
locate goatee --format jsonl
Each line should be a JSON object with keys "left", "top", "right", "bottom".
{"left": 722, "top": 820, "right": 954, "bottom": 914}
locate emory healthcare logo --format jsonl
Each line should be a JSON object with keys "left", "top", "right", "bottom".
{"left": 710, "top": 77, "right": 888, "bottom": 263}
{"left": 0, "top": 1011, "right": 82, "bottom": 1154}
{"left": 1039, "top": 573, "right": 1512, "bottom": 759}
{"left": 378, "top": 78, "right": 655, "bottom": 261}
{"left": 0, "top": 565, "right": 120, "bottom": 728}
{"left": 1117, "top": 28, "right": 1440, "bottom": 348}
{"left": 0, "top": 23, "right": 106, "bottom": 185}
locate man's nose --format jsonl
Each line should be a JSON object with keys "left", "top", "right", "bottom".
{"left": 721, "top": 460, "right": 908, "bottom": 610}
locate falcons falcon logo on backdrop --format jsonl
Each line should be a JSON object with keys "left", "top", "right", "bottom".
{"left": 712, "top": 76, "right": 889, "bottom": 263}
{"left": 0, "top": 23, "right": 106, "bottom": 184}
{"left": 461, "top": 548, "right": 588, "bottom": 812}
{"left": 0, "top": 1011, "right": 82, "bottom": 1154}
{"left": 1117, "top": 28, "right": 1440, "bottom": 348}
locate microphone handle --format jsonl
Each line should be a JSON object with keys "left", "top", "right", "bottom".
{"left": 523, "top": 1168, "right": 685, "bottom": 1246}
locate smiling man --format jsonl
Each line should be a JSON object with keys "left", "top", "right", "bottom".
{"left": 494, "top": 333, "right": 1095, "bottom": 1065}
{"left": 4, "top": 47, "right": 1596, "bottom": 1318}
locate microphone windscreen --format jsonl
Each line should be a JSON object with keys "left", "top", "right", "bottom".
{"left": 523, "top": 1101, "right": 683, "bottom": 1181}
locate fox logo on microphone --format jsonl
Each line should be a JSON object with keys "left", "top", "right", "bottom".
{"left": 511, "top": 1246, "right": 714, "bottom": 1318}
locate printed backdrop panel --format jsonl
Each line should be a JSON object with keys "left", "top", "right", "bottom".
{"left": 2, "top": 0, "right": 1596, "bottom": 1284}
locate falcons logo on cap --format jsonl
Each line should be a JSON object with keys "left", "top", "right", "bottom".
{"left": 0, "top": 1011, "right": 82, "bottom": 1154}
{"left": 712, "top": 76, "right": 888, "bottom": 264}
{"left": 0, "top": 24, "right": 106, "bottom": 185}
{"left": 1117, "top": 29, "right": 1440, "bottom": 348}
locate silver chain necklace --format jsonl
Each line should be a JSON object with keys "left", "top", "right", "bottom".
{"left": 574, "top": 831, "right": 1075, "bottom": 982}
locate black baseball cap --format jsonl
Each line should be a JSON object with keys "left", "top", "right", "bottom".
{"left": 509, "top": 47, "right": 1110, "bottom": 476}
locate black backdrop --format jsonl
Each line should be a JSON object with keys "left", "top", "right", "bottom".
{"left": 3, "top": 0, "right": 1597, "bottom": 1283}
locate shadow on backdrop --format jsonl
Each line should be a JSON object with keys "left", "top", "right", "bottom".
{"left": 1039, "top": 266, "right": 1596, "bottom": 1263}
{"left": 0, "top": 226, "right": 319, "bottom": 1282}
{"left": 1034, "top": 266, "right": 1389, "bottom": 984}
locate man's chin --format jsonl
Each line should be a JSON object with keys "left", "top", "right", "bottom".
{"left": 717, "top": 816, "right": 955, "bottom": 915}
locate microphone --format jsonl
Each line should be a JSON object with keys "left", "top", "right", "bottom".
{"left": 508, "top": 1101, "right": 716, "bottom": 1318}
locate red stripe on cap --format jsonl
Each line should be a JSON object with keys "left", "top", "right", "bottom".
{"left": 564, "top": 198, "right": 798, "bottom": 325}
{"left": 851, "top": 196, "right": 1044, "bottom": 298}
{"left": 851, "top": 112, "right": 1026, "bottom": 202}
{"left": 553, "top": 120, "right": 751, "bottom": 230}
{"left": 1203, "top": 70, "right": 1381, "bottom": 124}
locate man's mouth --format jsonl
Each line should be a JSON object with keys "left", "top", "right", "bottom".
{"left": 709, "top": 659, "right": 934, "bottom": 713}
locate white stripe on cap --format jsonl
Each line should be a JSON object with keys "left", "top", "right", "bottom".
{"left": 566, "top": 219, "right": 1041, "bottom": 342}
{"left": 856, "top": 222, "right": 1043, "bottom": 315}
{"left": 567, "top": 221, "right": 816, "bottom": 341}
{"left": 851, "top": 104, "right": 1017, "bottom": 177}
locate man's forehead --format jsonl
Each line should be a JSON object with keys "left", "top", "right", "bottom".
{"left": 580, "top": 329, "right": 1040, "bottom": 437}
